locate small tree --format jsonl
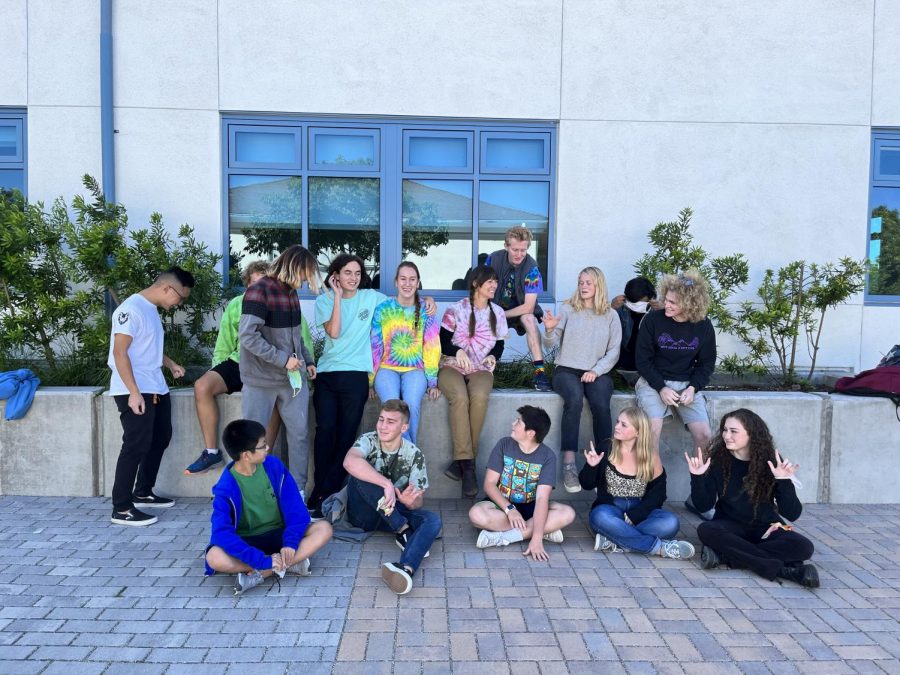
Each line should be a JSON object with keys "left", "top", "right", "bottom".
{"left": 726, "top": 258, "right": 866, "bottom": 385}
{"left": 634, "top": 207, "right": 749, "bottom": 334}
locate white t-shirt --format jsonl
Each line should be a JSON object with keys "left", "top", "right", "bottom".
{"left": 107, "top": 293, "right": 168, "bottom": 396}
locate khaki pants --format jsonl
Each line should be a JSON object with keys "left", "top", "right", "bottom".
{"left": 437, "top": 367, "right": 494, "bottom": 461}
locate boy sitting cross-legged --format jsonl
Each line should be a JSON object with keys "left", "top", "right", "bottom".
{"left": 468, "top": 405, "right": 576, "bottom": 562}
{"left": 204, "top": 419, "right": 332, "bottom": 595}
{"left": 342, "top": 399, "right": 442, "bottom": 596}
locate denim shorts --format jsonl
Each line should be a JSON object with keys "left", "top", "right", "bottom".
{"left": 634, "top": 377, "right": 709, "bottom": 425}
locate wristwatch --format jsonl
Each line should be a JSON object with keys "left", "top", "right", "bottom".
{"left": 505, "top": 503, "right": 516, "bottom": 512}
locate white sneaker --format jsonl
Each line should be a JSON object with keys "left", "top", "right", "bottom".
{"left": 594, "top": 534, "right": 623, "bottom": 553}
{"left": 476, "top": 530, "right": 511, "bottom": 549}
{"left": 286, "top": 558, "right": 311, "bottom": 576}
{"left": 543, "top": 529, "right": 564, "bottom": 544}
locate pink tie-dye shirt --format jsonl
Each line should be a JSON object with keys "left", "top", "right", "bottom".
{"left": 439, "top": 298, "right": 508, "bottom": 375}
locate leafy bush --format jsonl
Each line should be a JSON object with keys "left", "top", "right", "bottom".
{"left": 634, "top": 207, "right": 749, "bottom": 335}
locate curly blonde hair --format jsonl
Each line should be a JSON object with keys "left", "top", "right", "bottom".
{"left": 565, "top": 266, "right": 611, "bottom": 315}
{"left": 658, "top": 268, "right": 710, "bottom": 323}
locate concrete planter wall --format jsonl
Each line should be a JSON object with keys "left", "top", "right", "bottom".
{"left": 2, "top": 387, "right": 897, "bottom": 503}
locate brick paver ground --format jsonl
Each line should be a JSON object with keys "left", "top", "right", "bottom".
{"left": 0, "top": 496, "right": 897, "bottom": 673}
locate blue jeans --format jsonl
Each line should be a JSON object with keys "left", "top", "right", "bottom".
{"left": 373, "top": 368, "right": 428, "bottom": 444}
{"left": 588, "top": 498, "right": 679, "bottom": 554}
{"left": 552, "top": 367, "right": 613, "bottom": 453}
{"left": 346, "top": 477, "right": 442, "bottom": 573}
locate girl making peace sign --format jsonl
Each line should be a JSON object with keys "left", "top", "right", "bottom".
{"left": 686, "top": 408, "right": 819, "bottom": 588}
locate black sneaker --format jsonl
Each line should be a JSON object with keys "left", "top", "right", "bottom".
{"left": 308, "top": 506, "right": 324, "bottom": 521}
{"left": 533, "top": 371, "right": 552, "bottom": 392}
{"left": 444, "top": 460, "right": 462, "bottom": 482}
{"left": 381, "top": 562, "right": 413, "bottom": 595}
{"left": 700, "top": 545, "right": 720, "bottom": 569}
{"left": 777, "top": 562, "right": 820, "bottom": 588}
{"left": 684, "top": 496, "right": 714, "bottom": 521}
{"left": 132, "top": 492, "right": 174, "bottom": 509}
{"left": 110, "top": 508, "right": 158, "bottom": 527}
{"left": 394, "top": 530, "right": 429, "bottom": 558}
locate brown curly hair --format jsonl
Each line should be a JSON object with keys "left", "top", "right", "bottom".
{"left": 706, "top": 408, "right": 778, "bottom": 518}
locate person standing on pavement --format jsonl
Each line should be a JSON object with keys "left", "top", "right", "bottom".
{"left": 109, "top": 266, "right": 195, "bottom": 526}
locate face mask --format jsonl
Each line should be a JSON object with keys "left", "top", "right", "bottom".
{"left": 287, "top": 353, "right": 303, "bottom": 397}
{"left": 625, "top": 300, "right": 650, "bottom": 314}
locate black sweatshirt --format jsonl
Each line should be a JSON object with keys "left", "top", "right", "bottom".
{"left": 635, "top": 310, "right": 716, "bottom": 392}
{"left": 578, "top": 454, "right": 667, "bottom": 525}
{"left": 690, "top": 455, "right": 803, "bottom": 529}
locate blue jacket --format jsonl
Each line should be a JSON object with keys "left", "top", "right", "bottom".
{"left": 205, "top": 455, "right": 310, "bottom": 575}
{"left": 0, "top": 369, "right": 40, "bottom": 420}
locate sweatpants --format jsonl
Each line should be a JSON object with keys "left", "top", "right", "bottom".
{"left": 112, "top": 393, "right": 172, "bottom": 512}
{"left": 697, "top": 518, "right": 815, "bottom": 580}
{"left": 242, "top": 382, "right": 311, "bottom": 492}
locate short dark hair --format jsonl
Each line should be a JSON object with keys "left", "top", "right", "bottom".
{"left": 158, "top": 265, "right": 196, "bottom": 289}
{"left": 381, "top": 398, "right": 410, "bottom": 423}
{"left": 222, "top": 419, "right": 266, "bottom": 461}
{"left": 517, "top": 405, "right": 551, "bottom": 443}
{"left": 326, "top": 253, "right": 372, "bottom": 289}
{"left": 624, "top": 276, "right": 656, "bottom": 303}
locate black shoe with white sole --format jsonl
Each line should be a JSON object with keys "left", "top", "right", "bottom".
{"left": 132, "top": 492, "right": 174, "bottom": 509}
{"left": 110, "top": 508, "right": 158, "bottom": 527}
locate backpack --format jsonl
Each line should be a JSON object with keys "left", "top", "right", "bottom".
{"left": 877, "top": 344, "right": 900, "bottom": 368}
{"left": 834, "top": 365, "right": 900, "bottom": 422}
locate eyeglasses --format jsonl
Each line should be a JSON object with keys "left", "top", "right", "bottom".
{"left": 168, "top": 285, "right": 189, "bottom": 302}
{"left": 512, "top": 417, "right": 524, "bottom": 427}
{"left": 252, "top": 442, "right": 268, "bottom": 452}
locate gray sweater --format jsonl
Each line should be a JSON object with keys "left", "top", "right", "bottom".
{"left": 541, "top": 303, "right": 622, "bottom": 375}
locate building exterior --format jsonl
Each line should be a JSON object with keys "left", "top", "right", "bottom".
{"left": 2, "top": 1, "right": 897, "bottom": 371}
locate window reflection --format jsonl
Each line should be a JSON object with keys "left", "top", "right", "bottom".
{"left": 228, "top": 175, "right": 302, "bottom": 267}
{"left": 234, "top": 131, "right": 297, "bottom": 164}
{"left": 309, "top": 177, "right": 380, "bottom": 285}
{"left": 869, "top": 187, "right": 900, "bottom": 296}
{"left": 0, "top": 126, "right": 18, "bottom": 157}
{"left": 478, "top": 181, "right": 549, "bottom": 278}
{"left": 314, "top": 134, "right": 375, "bottom": 167}
{"left": 402, "top": 180, "right": 472, "bottom": 290}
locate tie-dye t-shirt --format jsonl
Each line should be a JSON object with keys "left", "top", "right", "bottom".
{"left": 439, "top": 298, "right": 508, "bottom": 375}
{"left": 486, "top": 437, "right": 556, "bottom": 505}
{"left": 370, "top": 298, "right": 440, "bottom": 389}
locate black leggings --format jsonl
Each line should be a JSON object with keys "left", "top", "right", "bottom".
{"left": 697, "top": 518, "right": 815, "bottom": 581}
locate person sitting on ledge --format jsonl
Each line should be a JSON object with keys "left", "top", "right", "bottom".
{"left": 468, "top": 405, "right": 576, "bottom": 561}
{"left": 204, "top": 419, "right": 332, "bottom": 596}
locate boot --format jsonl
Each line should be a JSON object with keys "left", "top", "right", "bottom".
{"left": 777, "top": 562, "right": 820, "bottom": 588}
{"left": 444, "top": 460, "right": 462, "bottom": 482}
{"left": 459, "top": 459, "right": 478, "bottom": 498}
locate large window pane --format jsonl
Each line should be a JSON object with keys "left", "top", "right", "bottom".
{"left": 234, "top": 130, "right": 297, "bottom": 164}
{"left": 228, "top": 175, "right": 301, "bottom": 267}
{"left": 408, "top": 137, "right": 468, "bottom": 169}
{"left": 0, "top": 169, "right": 25, "bottom": 193}
{"left": 402, "top": 180, "right": 473, "bottom": 290}
{"left": 309, "top": 177, "right": 381, "bottom": 285}
{"left": 478, "top": 181, "right": 550, "bottom": 284}
{"left": 869, "top": 186, "right": 900, "bottom": 296}
{"left": 0, "top": 125, "right": 18, "bottom": 158}
{"left": 314, "top": 134, "right": 376, "bottom": 167}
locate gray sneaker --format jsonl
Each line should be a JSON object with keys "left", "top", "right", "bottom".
{"left": 476, "top": 530, "right": 511, "bottom": 549}
{"left": 234, "top": 570, "right": 265, "bottom": 595}
{"left": 660, "top": 540, "right": 696, "bottom": 559}
{"left": 286, "top": 558, "right": 311, "bottom": 576}
{"left": 562, "top": 463, "right": 580, "bottom": 493}
{"left": 594, "top": 534, "right": 623, "bottom": 553}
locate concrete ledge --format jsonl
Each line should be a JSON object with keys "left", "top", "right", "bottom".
{"left": 0, "top": 387, "right": 103, "bottom": 497}
{"left": 828, "top": 394, "right": 899, "bottom": 504}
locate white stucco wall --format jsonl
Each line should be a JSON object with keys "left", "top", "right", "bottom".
{"left": 3, "top": 1, "right": 898, "bottom": 371}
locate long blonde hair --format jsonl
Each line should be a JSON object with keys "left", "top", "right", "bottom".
{"left": 565, "top": 266, "right": 610, "bottom": 314}
{"left": 607, "top": 406, "right": 654, "bottom": 483}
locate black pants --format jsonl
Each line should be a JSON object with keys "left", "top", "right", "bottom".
{"left": 112, "top": 393, "right": 172, "bottom": 512}
{"left": 697, "top": 518, "right": 815, "bottom": 581}
{"left": 309, "top": 370, "right": 369, "bottom": 506}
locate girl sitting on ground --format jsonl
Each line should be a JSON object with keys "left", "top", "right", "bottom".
{"left": 685, "top": 408, "right": 819, "bottom": 587}
{"left": 580, "top": 406, "right": 695, "bottom": 559}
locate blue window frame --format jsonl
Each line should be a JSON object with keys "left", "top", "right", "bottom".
{"left": 867, "top": 132, "right": 900, "bottom": 302}
{"left": 222, "top": 116, "right": 557, "bottom": 298}
{"left": 0, "top": 111, "right": 26, "bottom": 195}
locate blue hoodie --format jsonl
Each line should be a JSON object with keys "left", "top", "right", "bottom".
{"left": 205, "top": 455, "right": 311, "bottom": 575}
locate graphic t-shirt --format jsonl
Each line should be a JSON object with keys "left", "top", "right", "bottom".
{"left": 485, "top": 254, "right": 544, "bottom": 309}
{"left": 107, "top": 293, "right": 168, "bottom": 396}
{"left": 353, "top": 431, "right": 429, "bottom": 490}
{"left": 439, "top": 298, "right": 508, "bottom": 375}
{"left": 486, "top": 436, "right": 556, "bottom": 505}
{"left": 230, "top": 465, "right": 285, "bottom": 537}
{"left": 315, "top": 289, "right": 387, "bottom": 373}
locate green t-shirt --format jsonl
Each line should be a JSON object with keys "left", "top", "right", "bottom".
{"left": 315, "top": 289, "right": 386, "bottom": 373}
{"left": 353, "top": 431, "right": 429, "bottom": 490}
{"left": 230, "top": 466, "right": 285, "bottom": 537}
